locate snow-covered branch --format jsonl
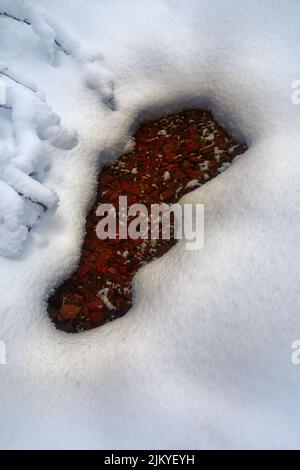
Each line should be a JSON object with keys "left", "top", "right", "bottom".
{"left": 0, "top": 69, "right": 38, "bottom": 95}
{"left": 0, "top": 0, "right": 113, "bottom": 257}
{"left": 0, "top": 11, "right": 30, "bottom": 25}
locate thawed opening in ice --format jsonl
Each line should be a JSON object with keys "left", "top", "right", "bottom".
{"left": 48, "top": 110, "right": 247, "bottom": 333}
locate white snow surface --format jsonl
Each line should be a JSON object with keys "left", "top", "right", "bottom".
{"left": 0, "top": 0, "right": 300, "bottom": 449}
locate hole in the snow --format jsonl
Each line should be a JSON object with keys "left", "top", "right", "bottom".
{"left": 48, "top": 110, "right": 247, "bottom": 333}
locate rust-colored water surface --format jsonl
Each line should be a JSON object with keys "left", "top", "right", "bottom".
{"left": 48, "top": 110, "right": 246, "bottom": 332}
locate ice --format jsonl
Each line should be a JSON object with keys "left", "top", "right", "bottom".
{"left": 0, "top": 0, "right": 300, "bottom": 450}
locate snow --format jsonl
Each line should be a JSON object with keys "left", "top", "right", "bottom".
{"left": 185, "top": 179, "right": 200, "bottom": 190}
{"left": 163, "top": 171, "right": 171, "bottom": 182}
{"left": 0, "top": 0, "right": 300, "bottom": 450}
{"left": 97, "top": 288, "right": 116, "bottom": 312}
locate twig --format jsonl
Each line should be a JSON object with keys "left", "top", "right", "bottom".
{"left": 17, "top": 192, "right": 48, "bottom": 212}
{"left": 0, "top": 12, "right": 30, "bottom": 25}
{"left": 14, "top": 191, "right": 48, "bottom": 232}
{"left": 0, "top": 12, "right": 70, "bottom": 55}
{"left": 0, "top": 69, "right": 37, "bottom": 94}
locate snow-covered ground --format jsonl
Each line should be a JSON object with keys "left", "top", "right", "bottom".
{"left": 0, "top": 0, "right": 300, "bottom": 449}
